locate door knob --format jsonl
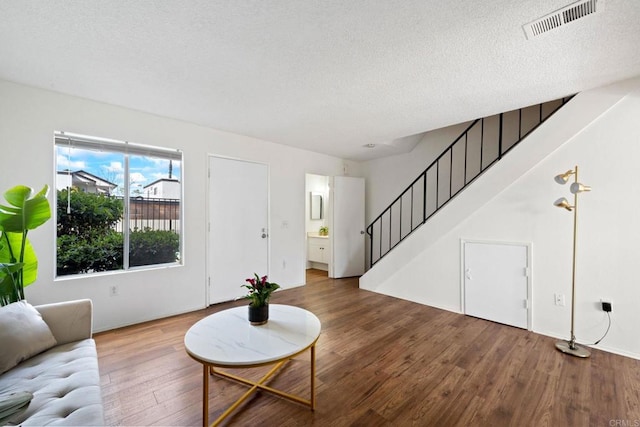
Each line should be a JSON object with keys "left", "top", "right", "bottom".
{"left": 261, "top": 228, "right": 268, "bottom": 239}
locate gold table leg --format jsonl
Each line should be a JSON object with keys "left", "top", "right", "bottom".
{"left": 310, "top": 342, "right": 316, "bottom": 410}
{"left": 202, "top": 365, "right": 209, "bottom": 427}
{"left": 203, "top": 343, "right": 317, "bottom": 426}
{"left": 210, "top": 361, "right": 286, "bottom": 427}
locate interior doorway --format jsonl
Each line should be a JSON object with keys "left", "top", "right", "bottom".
{"left": 304, "top": 174, "right": 366, "bottom": 281}
{"left": 208, "top": 156, "right": 269, "bottom": 305}
{"left": 305, "top": 174, "right": 331, "bottom": 274}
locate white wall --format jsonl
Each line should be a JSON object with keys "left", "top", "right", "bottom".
{"left": 361, "top": 76, "right": 640, "bottom": 359}
{"left": 0, "top": 79, "right": 353, "bottom": 332}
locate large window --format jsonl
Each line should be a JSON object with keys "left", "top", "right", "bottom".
{"left": 54, "top": 131, "right": 183, "bottom": 277}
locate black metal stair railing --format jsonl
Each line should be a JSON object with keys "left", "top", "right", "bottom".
{"left": 366, "top": 96, "right": 573, "bottom": 268}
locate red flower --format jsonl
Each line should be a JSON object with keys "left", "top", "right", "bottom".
{"left": 242, "top": 274, "right": 280, "bottom": 307}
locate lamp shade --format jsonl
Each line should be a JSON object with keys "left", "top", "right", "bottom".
{"left": 570, "top": 182, "right": 591, "bottom": 194}
{"left": 553, "top": 197, "right": 574, "bottom": 211}
{"left": 554, "top": 169, "right": 575, "bottom": 185}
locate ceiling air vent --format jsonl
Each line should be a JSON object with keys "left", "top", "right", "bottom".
{"left": 523, "top": 0, "right": 605, "bottom": 39}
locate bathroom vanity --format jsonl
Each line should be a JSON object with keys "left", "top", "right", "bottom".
{"left": 307, "top": 233, "right": 330, "bottom": 270}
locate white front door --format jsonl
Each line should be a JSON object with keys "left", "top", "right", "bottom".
{"left": 208, "top": 156, "right": 269, "bottom": 305}
{"left": 463, "top": 241, "right": 530, "bottom": 329}
{"left": 330, "top": 176, "right": 365, "bottom": 278}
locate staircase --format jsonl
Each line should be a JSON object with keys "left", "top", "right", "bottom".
{"left": 366, "top": 96, "right": 573, "bottom": 268}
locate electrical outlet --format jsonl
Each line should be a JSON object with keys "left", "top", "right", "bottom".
{"left": 110, "top": 285, "right": 119, "bottom": 297}
{"left": 554, "top": 293, "right": 565, "bottom": 306}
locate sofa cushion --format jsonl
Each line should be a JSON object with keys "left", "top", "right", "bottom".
{"left": 0, "top": 301, "right": 57, "bottom": 374}
{"left": 0, "top": 339, "right": 104, "bottom": 426}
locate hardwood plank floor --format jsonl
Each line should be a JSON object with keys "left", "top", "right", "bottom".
{"left": 95, "top": 275, "right": 640, "bottom": 426}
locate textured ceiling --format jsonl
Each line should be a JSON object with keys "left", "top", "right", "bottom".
{"left": 1, "top": 0, "right": 639, "bottom": 161}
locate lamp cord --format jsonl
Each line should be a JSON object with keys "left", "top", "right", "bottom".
{"left": 588, "top": 312, "right": 611, "bottom": 346}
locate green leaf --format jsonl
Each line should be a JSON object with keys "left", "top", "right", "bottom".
{"left": 0, "top": 262, "right": 25, "bottom": 305}
{"left": 0, "top": 262, "right": 23, "bottom": 271}
{"left": 0, "top": 233, "right": 37, "bottom": 286}
{"left": 0, "top": 185, "right": 50, "bottom": 304}
{"left": 0, "top": 185, "right": 51, "bottom": 232}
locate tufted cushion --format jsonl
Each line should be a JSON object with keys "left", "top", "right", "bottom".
{"left": 0, "top": 301, "right": 57, "bottom": 374}
{"left": 0, "top": 339, "right": 104, "bottom": 426}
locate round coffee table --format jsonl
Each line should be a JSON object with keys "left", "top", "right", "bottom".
{"left": 184, "top": 304, "right": 321, "bottom": 427}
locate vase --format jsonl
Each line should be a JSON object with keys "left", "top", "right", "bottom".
{"left": 248, "top": 304, "right": 269, "bottom": 325}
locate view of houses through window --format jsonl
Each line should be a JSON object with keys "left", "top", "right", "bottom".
{"left": 54, "top": 132, "right": 183, "bottom": 277}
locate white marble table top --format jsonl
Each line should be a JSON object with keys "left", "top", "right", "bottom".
{"left": 184, "top": 304, "right": 321, "bottom": 367}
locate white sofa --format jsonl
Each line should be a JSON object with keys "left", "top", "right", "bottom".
{"left": 0, "top": 299, "right": 105, "bottom": 426}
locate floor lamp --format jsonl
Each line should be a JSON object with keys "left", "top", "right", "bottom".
{"left": 553, "top": 165, "right": 591, "bottom": 358}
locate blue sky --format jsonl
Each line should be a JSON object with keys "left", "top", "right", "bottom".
{"left": 56, "top": 146, "right": 181, "bottom": 196}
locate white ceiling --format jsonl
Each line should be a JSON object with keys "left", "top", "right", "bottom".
{"left": 1, "top": 0, "right": 639, "bottom": 161}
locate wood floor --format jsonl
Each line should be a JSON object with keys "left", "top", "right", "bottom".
{"left": 95, "top": 272, "right": 640, "bottom": 426}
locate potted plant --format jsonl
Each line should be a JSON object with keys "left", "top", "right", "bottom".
{"left": 0, "top": 185, "right": 51, "bottom": 306}
{"left": 318, "top": 226, "right": 328, "bottom": 236}
{"left": 241, "top": 273, "right": 280, "bottom": 325}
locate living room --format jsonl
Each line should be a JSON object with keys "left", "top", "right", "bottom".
{"left": 2, "top": 1, "right": 640, "bottom": 425}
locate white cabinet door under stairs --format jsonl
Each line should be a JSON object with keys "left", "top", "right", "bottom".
{"left": 463, "top": 241, "right": 530, "bottom": 329}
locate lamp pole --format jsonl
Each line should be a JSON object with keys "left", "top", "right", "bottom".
{"left": 555, "top": 165, "right": 591, "bottom": 358}
{"left": 569, "top": 165, "right": 579, "bottom": 349}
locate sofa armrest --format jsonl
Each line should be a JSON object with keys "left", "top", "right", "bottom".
{"left": 34, "top": 299, "right": 93, "bottom": 345}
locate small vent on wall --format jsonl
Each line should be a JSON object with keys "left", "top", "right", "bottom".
{"left": 523, "top": 0, "right": 604, "bottom": 39}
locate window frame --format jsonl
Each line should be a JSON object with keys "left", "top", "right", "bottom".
{"left": 54, "top": 131, "right": 184, "bottom": 279}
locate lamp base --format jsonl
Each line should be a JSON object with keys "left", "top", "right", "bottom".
{"left": 555, "top": 340, "right": 591, "bottom": 358}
